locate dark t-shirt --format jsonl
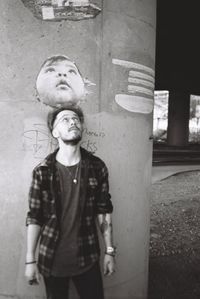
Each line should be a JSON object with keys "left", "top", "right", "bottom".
{"left": 51, "top": 161, "right": 92, "bottom": 277}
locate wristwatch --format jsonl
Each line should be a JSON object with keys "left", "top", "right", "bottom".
{"left": 105, "top": 246, "right": 116, "bottom": 257}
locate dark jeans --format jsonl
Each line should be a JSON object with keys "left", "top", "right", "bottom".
{"left": 44, "top": 263, "right": 104, "bottom": 299}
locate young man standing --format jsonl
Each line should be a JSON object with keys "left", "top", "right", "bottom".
{"left": 25, "top": 104, "right": 115, "bottom": 299}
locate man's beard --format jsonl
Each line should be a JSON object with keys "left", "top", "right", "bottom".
{"left": 63, "top": 135, "right": 82, "bottom": 145}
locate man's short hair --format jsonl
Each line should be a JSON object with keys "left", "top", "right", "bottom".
{"left": 47, "top": 104, "right": 84, "bottom": 132}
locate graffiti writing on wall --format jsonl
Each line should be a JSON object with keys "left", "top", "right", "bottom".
{"left": 22, "top": 124, "right": 106, "bottom": 159}
{"left": 112, "top": 58, "right": 155, "bottom": 114}
{"left": 81, "top": 127, "right": 105, "bottom": 154}
{"left": 22, "top": 124, "right": 57, "bottom": 159}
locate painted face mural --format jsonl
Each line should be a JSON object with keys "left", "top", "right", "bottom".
{"left": 21, "top": 0, "right": 101, "bottom": 21}
{"left": 36, "top": 56, "right": 86, "bottom": 107}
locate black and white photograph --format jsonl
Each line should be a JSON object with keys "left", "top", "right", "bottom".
{"left": 2, "top": 1, "right": 200, "bottom": 299}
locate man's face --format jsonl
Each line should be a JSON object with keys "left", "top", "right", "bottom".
{"left": 52, "top": 110, "right": 83, "bottom": 144}
{"left": 36, "top": 59, "right": 86, "bottom": 107}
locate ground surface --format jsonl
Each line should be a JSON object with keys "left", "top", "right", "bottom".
{"left": 148, "top": 170, "right": 200, "bottom": 299}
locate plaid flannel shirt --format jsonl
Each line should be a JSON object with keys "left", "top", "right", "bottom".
{"left": 26, "top": 147, "right": 113, "bottom": 277}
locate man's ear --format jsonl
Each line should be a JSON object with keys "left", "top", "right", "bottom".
{"left": 52, "top": 128, "right": 59, "bottom": 138}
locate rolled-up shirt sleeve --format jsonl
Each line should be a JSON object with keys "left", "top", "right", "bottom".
{"left": 95, "top": 162, "right": 113, "bottom": 214}
{"left": 26, "top": 168, "right": 43, "bottom": 227}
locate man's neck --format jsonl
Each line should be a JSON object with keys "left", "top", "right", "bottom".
{"left": 56, "top": 142, "right": 81, "bottom": 166}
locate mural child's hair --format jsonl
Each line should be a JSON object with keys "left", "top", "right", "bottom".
{"left": 38, "top": 54, "right": 83, "bottom": 78}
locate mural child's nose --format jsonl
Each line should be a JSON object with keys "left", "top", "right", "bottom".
{"left": 58, "top": 72, "right": 67, "bottom": 77}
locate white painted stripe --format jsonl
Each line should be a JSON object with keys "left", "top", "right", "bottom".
{"left": 115, "top": 94, "right": 153, "bottom": 114}
{"left": 128, "top": 85, "right": 154, "bottom": 96}
{"left": 112, "top": 58, "right": 155, "bottom": 76}
{"left": 128, "top": 77, "right": 154, "bottom": 89}
{"left": 129, "top": 70, "right": 155, "bottom": 83}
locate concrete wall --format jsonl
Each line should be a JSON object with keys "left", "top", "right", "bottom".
{"left": 0, "top": 1, "right": 156, "bottom": 298}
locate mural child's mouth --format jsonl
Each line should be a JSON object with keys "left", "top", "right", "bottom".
{"left": 56, "top": 80, "right": 70, "bottom": 89}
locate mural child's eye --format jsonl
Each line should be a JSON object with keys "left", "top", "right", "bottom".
{"left": 45, "top": 67, "right": 55, "bottom": 73}
{"left": 68, "top": 69, "right": 77, "bottom": 75}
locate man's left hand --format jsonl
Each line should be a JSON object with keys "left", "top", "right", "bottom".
{"left": 103, "top": 254, "right": 115, "bottom": 276}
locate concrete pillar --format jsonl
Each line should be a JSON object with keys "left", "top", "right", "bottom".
{"left": 99, "top": 2, "right": 156, "bottom": 299}
{"left": 167, "top": 92, "right": 190, "bottom": 146}
{"left": 0, "top": 1, "right": 156, "bottom": 299}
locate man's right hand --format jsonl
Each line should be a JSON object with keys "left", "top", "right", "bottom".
{"left": 25, "top": 263, "right": 40, "bottom": 285}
